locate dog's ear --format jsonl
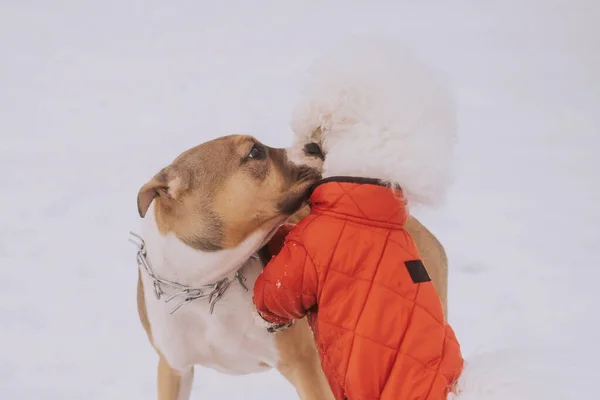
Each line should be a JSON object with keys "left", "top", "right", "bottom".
{"left": 137, "top": 168, "right": 185, "bottom": 218}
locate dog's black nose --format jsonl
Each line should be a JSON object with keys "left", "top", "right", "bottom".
{"left": 303, "top": 142, "right": 324, "bottom": 160}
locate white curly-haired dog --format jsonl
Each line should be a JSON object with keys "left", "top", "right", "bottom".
{"left": 287, "top": 37, "right": 565, "bottom": 399}
{"left": 288, "top": 37, "right": 456, "bottom": 207}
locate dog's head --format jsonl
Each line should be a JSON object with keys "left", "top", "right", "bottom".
{"left": 286, "top": 37, "right": 457, "bottom": 207}
{"left": 137, "top": 135, "right": 321, "bottom": 251}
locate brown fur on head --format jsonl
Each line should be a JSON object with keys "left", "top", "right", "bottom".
{"left": 137, "top": 135, "right": 321, "bottom": 251}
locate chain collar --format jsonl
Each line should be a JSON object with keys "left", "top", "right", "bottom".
{"left": 128, "top": 232, "right": 252, "bottom": 315}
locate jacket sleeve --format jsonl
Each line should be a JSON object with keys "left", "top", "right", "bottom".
{"left": 253, "top": 239, "right": 318, "bottom": 325}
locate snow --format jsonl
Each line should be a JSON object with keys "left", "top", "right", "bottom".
{"left": 1, "top": 0, "right": 598, "bottom": 398}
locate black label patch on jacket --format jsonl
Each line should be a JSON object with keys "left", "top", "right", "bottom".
{"left": 404, "top": 260, "right": 431, "bottom": 283}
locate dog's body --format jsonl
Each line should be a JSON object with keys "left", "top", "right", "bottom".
{"left": 134, "top": 137, "right": 449, "bottom": 400}
{"left": 266, "top": 38, "right": 461, "bottom": 398}
{"left": 278, "top": 38, "right": 562, "bottom": 399}
{"left": 137, "top": 207, "right": 335, "bottom": 399}
{"left": 135, "top": 135, "right": 336, "bottom": 400}
{"left": 139, "top": 204, "right": 277, "bottom": 374}
{"left": 132, "top": 37, "right": 571, "bottom": 400}
{"left": 134, "top": 38, "right": 454, "bottom": 399}
{"left": 136, "top": 205, "right": 448, "bottom": 400}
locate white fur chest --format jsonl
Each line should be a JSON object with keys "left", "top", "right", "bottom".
{"left": 140, "top": 261, "right": 278, "bottom": 374}
{"left": 139, "top": 204, "right": 279, "bottom": 374}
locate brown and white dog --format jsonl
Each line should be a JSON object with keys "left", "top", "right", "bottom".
{"left": 134, "top": 134, "right": 449, "bottom": 400}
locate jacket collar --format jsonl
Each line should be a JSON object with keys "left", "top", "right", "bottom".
{"left": 308, "top": 176, "right": 408, "bottom": 227}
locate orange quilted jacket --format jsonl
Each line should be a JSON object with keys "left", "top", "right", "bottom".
{"left": 254, "top": 178, "right": 464, "bottom": 400}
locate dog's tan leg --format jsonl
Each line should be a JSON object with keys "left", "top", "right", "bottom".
{"left": 276, "top": 318, "right": 335, "bottom": 400}
{"left": 404, "top": 216, "right": 449, "bottom": 318}
{"left": 138, "top": 271, "right": 194, "bottom": 400}
{"left": 157, "top": 357, "right": 194, "bottom": 400}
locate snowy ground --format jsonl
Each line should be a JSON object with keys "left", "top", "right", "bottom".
{"left": 1, "top": 1, "right": 599, "bottom": 399}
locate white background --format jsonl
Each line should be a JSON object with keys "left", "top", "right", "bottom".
{"left": 1, "top": 0, "right": 598, "bottom": 398}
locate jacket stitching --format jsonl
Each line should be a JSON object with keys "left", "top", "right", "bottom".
{"left": 298, "top": 246, "right": 321, "bottom": 313}
{"left": 300, "top": 246, "right": 308, "bottom": 313}
{"left": 424, "top": 333, "right": 448, "bottom": 399}
{"left": 323, "top": 267, "right": 446, "bottom": 326}
{"left": 373, "top": 281, "right": 445, "bottom": 326}
{"left": 311, "top": 182, "right": 407, "bottom": 226}
{"left": 343, "top": 230, "right": 391, "bottom": 394}
{"left": 312, "top": 208, "right": 404, "bottom": 230}
{"left": 317, "top": 220, "right": 348, "bottom": 304}
{"left": 259, "top": 277, "right": 315, "bottom": 299}
{"left": 261, "top": 242, "right": 317, "bottom": 300}
{"left": 343, "top": 184, "right": 384, "bottom": 221}
{"left": 321, "top": 181, "right": 353, "bottom": 210}
{"left": 380, "top": 283, "right": 421, "bottom": 397}
{"left": 317, "top": 320, "right": 445, "bottom": 370}
{"left": 387, "top": 237, "right": 422, "bottom": 258}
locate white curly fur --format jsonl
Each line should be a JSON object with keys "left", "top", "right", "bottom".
{"left": 288, "top": 37, "right": 574, "bottom": 399}
{"left": 290, "top": 37, "right": 457, "bottom": 206}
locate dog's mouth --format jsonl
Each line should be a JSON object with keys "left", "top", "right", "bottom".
{"left": 277, "top": 188, "right": 311, "bottom": 217}
{"left": 296, "top": 165, "right": 322, "bottom": 184}
{"left": 276, "top": 166, "right": 321, "bottom": 216}
{"left": 246, "top": 166, "right": 320, "bottom": 261}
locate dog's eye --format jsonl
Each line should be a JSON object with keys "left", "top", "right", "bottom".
{"left": 248, "top": 144, "right": 266, "bottom": 160}
{"left": 303, "top": 142, "right": 324, "bottom": 159}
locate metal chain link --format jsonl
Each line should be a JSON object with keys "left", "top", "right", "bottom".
{"left": 128, "top": 232, "right": 248, "bottom": 315}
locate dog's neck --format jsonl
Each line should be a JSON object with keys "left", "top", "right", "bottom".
{"left": 140, "top": 203, "right": 264, "bottom": 287}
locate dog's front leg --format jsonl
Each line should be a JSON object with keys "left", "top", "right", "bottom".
{"left": 157, "top": 357, "right": 194, "bottom": 400}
